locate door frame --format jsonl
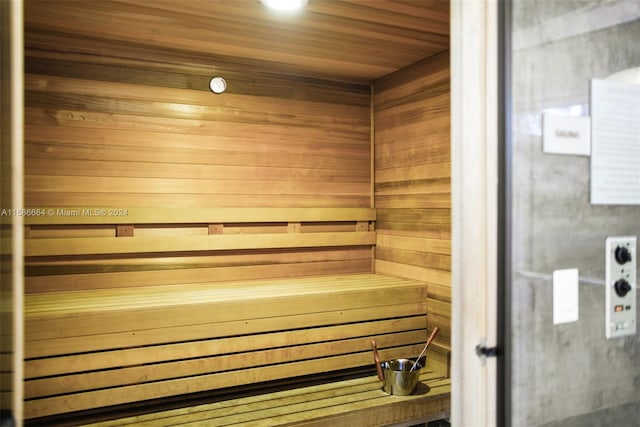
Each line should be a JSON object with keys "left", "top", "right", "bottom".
{"left": 5, "top": 1, "right": 505, "bottom": 424}
{"left": 1, "top": 0, "right": 25, "bottom": 424}
{"left": 450, "top": 0, "right": 500, "bottom": 425}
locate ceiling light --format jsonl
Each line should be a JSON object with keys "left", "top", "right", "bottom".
{"left": 261, "top": 0, "right": 308, "bottom": 12}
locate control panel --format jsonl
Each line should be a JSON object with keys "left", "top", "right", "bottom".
{"left": 605, "top": 236, "right": 636, "bottom": 338}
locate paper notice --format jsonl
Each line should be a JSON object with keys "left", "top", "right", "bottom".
{"left": 590, "top": 78, "right": 640, "bottom": 205}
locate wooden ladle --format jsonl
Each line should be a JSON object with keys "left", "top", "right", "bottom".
{"left": 409, "top": 326, "right": 439, "bottom": 372}
{"left": 371, "top": 339, "right": 385, "bottom": 380}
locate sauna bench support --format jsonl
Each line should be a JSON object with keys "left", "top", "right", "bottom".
{"left": 23, "top": 274, "right": 451, "bottom": 425}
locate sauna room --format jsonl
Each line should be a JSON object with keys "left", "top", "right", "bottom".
{"left": 9, "top": 0, "right": 453, "bottom": 425}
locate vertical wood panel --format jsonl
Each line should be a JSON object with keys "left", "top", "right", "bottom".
{"left": 1, "top": 0, "right": 25, "bottom": 422}
{"left": 373, "top": 51, "right": 451, "bottom": 348}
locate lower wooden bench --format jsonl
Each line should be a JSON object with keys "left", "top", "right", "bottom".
{"left": 79, "top": 369, "right": 451, "bottom": 427}
{"left": 24, "top": 273, "right": 449, "bottom": 423}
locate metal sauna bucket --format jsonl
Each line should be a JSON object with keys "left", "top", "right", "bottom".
{"left": 380, "top": 358, "right": 422, "bottom": 395}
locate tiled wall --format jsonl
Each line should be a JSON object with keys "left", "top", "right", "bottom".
{"left": 510, "top": 1, "right": 640, "bottom": 425}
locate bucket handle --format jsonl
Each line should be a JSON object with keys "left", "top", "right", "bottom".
{"left": 370, "top": 340, "right": 385, "bottom": 381}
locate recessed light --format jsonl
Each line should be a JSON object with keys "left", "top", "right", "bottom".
{"left": 260, "top": 0, "right": 308, "bottom": 12}
{"left": 209, "top": 76, "right": 227, "bottom": 94}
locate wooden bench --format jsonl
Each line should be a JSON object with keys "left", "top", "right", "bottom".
{"left": 78, "top": 369, "right": 451, "bottom": 427}
{"left": 21, "top": 208, "right": 450, "bottom": 424}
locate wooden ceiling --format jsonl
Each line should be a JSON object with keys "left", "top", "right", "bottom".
{"left": 24, "top": 0, "right": 449, "bottom": 82}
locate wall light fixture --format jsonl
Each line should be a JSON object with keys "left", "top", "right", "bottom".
{"left": 209, "top": 76, "right": 227, "bottom": 94}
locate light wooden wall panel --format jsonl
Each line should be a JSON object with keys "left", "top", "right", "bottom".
{"left": 23, "top": 46, "right": 373, "bottom": 292}
{"left": 373, "top": 51, "right": 451, "bottom": 348}
{"left": 24, "top": 55, "right": 371, "bottom": 209}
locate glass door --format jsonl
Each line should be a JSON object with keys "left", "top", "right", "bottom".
{"left": 501, "top": 1, "right": 640, "bottom": 425}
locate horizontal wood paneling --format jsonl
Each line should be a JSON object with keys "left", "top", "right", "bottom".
{"left": 22, "top": 207, "right": 375, "bottom": 225}
{"left": 23, "top": 47, "right": 375, "bottom": 291}
{"left": 25, "top": 176, "right": 368, "bottom": 197}
{"left": 23, "top": 193, "right": 368, "bottom": 209}
{"left": 373, "top": 51, "right": 451, "bottom": 348}
{"left": 24, "top": 56, "right": 371, "bottom": 210}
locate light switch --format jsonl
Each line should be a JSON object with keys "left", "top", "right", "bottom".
{"left": 553, "top": 268, "right": 579, "bottom": 324}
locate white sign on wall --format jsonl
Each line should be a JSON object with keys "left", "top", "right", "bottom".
{"left": 542, "top": 113, "right": 591, "bottom": 155}
{"left": 590, "top": 78, "right": 640, "bottom": 205}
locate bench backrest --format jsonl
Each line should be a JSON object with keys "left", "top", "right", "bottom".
{"left": 22, "top": 207, "right": 376, "bottom": 293}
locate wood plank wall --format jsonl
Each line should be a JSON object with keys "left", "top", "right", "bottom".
{"left": 23, "top": 35, "right": 373, "bottom": 292}
{"left": 24, "top": 58, "right": 372, "bottom": 208}
{"left": 373, "top": 51, "right": 451, "bottom": 349}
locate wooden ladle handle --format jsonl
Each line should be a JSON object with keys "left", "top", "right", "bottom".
{"left": 426, "top": 326, "right": 439, "bottom": 348}
{"left": 371, "top": 340, "right": 384, "bottom": 381}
